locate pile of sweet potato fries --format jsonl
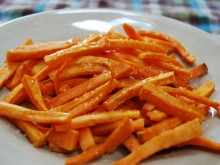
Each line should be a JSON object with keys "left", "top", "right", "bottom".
{"left": 0, "top": 23, "right": 220, "bottom": 165}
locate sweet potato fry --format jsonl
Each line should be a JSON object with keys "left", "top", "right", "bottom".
{"left": 10, "top": 60, "right": 39, "bottom": 89}
{"left": 55, "top": 110, "right": 140, "bottom": 131}
{"left": 30, "top": 60, "right": 48, "bottom": 76}
{"left": 78, "top": 127, "right": 95, "bottom": 151}
{"left": 103, "top": 117, "right": 134, "bottom": 153}
{"left": 65, "top": 144, "right": 105, "bottom": 165}
{"left": 147, "top": 109, "right": 169, "bottom": 122}
{"left": 122, "top": 23, "right": 144, "bottom": 41}
{"left": 0, "top": 62, "right": 20, "bottom": 88}
{"left": 44, "top": 42, "right": 106, "bottom": 65}
{"left": 3, "top": 83, "right": 27, "bottom": 104}
{"left": 114, "top": 119, "right": 201, "bottom": 165}
{"left": 193, "top": 80, "right": 215, "bottom": 97}
{"left": 0, "top": 101, "right": 69, "bottom": 123}
{"left": 48, "top": 142, "right": 69, "bottom": 153}
{"left": 137, "top": 117, "right": 182, "bottom": 143}
{"left": 161, "top": 86, "right": 220, "bottom": 109}
{"left": 139, "top": 82, "right": 205, "bottom": 121}
{"left": 3, "top": 61, "right": 63, "bottom": 104}
{"left": 181, "top": 137, "right": 220, "bottom": 151}
{"left": 66, "top": 80, "right": 116, "bottom": 118}
{"left": 22, "top": 75, "right": 48, "bottom": 111}
{"left": 123, "top": 134, "right": 141, "bottom": 152}
{"left": 52, "top": 79, "right": 118, "bottom": 113}
{"left": 7, "top": 39, "right": 80, "bottom": 62}
{"left": 190, "top": 63, "right": 208, "bottom": 79}
{"left": 91, "top": 118, "right": 144, "bottom": 136}
{"left": 12, "top": 120, "right": 45, "bottom": 147}
{"left": 47, "top": 62, "right": 131, "bottom": 108}
{"left": 138, "top": 30, "right": 196, "bottom": 64}
{"left": 65, "top": 118, "right": 133, "bottom": 165}
{"left": 47, "top": 129, "right": 79, "bottom": 151}
{"left": 107, "top": 39, "right": 167, "bottom": 54}
{"left": 122, "top": 23, "right": 175, "bottom": 51}
{"left": 139, "top": 52, "right": 183, "bottom": 67}
{"left": 103, "top": 72, "right": 175, "bottom": 111}
{"left": 50, "top": 63, "right": 106, "bottom": 81}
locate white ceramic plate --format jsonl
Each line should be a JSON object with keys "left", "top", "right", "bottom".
{"left": 0, "top": 9, "right": 220, "bottom": 165}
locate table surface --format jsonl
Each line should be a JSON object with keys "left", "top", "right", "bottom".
{"left": 0, "top": 0, "right": 220, "bottom": 40}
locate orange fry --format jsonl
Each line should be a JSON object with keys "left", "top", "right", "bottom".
{"left": 3, "top": 83, "right": 27, "bottom": 104}
{"left": 107, "top": 39, "right": 167, "bottom": 54}
{"left": 44, "top": 42, "right": 106, "bottom": 65}
{"left": 65, "top": 117, "right": 133, "bottom": 165}
{"left": 137, "top": 117, "right": 182, "bottom": 143}
{"left": 123, "top": 134, "right": 141, "bottom": 152}
{"left": 0, "top": 101, "right": 69, "bottom": 123}
{"left": 12, "top": 120, "right": 45, "bottom": 147}
{"left": 47, "top": 129, "right": 79, "bottom": 151}
{"left": 0, "top": 62, "right": 20, "bottom": 88}
{"left": 181, "top": 136, "right": 220, "bottom": 151}
{"left": 7, "top": 39, "right": 80, "bottom": 62}
{"left": 10, "top": 60, "right": 39, "bottom": 89}
{"left": 161, "top": 86, "right": 220, "bottom": 109}
{"left": 55, "top": 110, "right": 140, "bottom": 131}
{"left": 103, "top": 72, "right": 175, "bottom": 111}
{"left": 47, "top": 63, "right": 131, "bottom": 108}
{"left": 78, "top": 127, "right": 95, "bottom": 151}
{"left": 139, "top": 52, "right": 183, "bottom": 67}
{"left": 190, "top": 63, "right": 208, "bottom": 79}
{"left": 138, "top": 30, "right": 196, "bottom": 63}
{"left": 139, "top": 82, "right": 205, "bottom": 121}
{"left": 193, "top": 80, "right": 215, "bottom": 97}
{"left": 22, "top": 75, "right": 48, "bottom": 111}
{"left": 114, "top": 119, "right": 201, "bottom": 165}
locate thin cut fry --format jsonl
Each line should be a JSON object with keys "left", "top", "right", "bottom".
{"left": 55, "top": 110, "right": 140, "bottom": 131}
{"left": 0, "top": 101, "right": 69, "bottom": 123}
{"left": 7, "top": 39, "right": 80, "bottom": 62}
{"left": 161, "top": 86, "right": 220, "bottom": 109}
{"left": 123, "top": 134, "right": 141, "bottom": 152}
{"left": 138, "top": 30, "right": 196, "bottom": 63}
{"left": 107, "top": 39, "right": 167, "bottom": 54}
{"left": 103, "top": 72, "right": 175, "bottom": 111}
{"left": 114, "top": 119, "right": 201, "bottom": 165}
{"left": 0, "top": 62, "right": 20, "bottom": 88}
{"left": 22, "top": 75, "right": 48, "bottom": 111}
{"left": 147, "top": 109, "right": 169, "bottom": 122}
{"left": 10, "top": 60, "right": 39, "bottom": 89}
{"left": 47, "top": 129, "right": 79, "bottom": 151}
{"left": 12, "top": 120, "right": 45, "bottom": 147}
{"left": 47, "top": 63, "right": 131, "bottom": 108}
{"left": 139, "top": 82, "right": 205, "bottom": 121}
{"left": 78, "top": 127, "right": 95, "bottom": 151}
{"left": 65, "top": 117, "right": 133, "bottom": 165}
{"left": 137, "top": 117, "right": 182, "bottom": 143}
{"left": 181, "top": 137, "right": 220, "bottom": 151}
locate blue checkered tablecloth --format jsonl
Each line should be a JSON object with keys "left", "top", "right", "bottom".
{"left": 0, "top": 0, "right": 220, "bottom": 39}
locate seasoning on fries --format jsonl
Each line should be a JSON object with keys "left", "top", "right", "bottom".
{"left": 0, "top": 23, "right": 220, "bottom": 165}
